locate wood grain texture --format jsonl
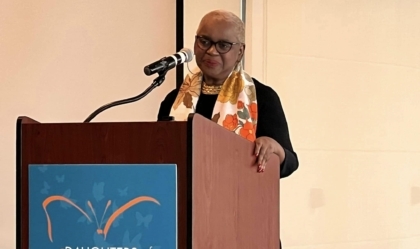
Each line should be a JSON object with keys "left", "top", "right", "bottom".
{"left": 191, "top": 114, "right": 280, "bottom": 249}
{"left": 17, "top": 118, "right": 189, "bottom": 249}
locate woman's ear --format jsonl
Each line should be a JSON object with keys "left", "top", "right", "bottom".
{"left": 238, "top": 44, "right": 246, "bottom": 62}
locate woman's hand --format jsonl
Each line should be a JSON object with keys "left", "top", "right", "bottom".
{"left": 254, "top": 136, "right": 285, "bottom": 173}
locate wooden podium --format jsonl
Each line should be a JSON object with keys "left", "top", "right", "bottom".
{"left": 16, "top": 114, "right": 280, "bottom": 249}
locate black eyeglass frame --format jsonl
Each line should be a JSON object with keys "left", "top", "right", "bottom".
{"left": 194, "top": 35, "right": 243, "bottom": 54}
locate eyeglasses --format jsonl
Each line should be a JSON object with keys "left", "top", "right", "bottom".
{"left": 195, "top": 35, "right": 242, "bottom": 54}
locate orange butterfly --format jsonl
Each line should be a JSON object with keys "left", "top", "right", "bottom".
{"left": 42, "top": 195, "right": 160, "bottom": 242}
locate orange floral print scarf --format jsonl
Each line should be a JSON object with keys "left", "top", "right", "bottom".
{"left": 169, "top": 67, "right": 258, "bottom": 142}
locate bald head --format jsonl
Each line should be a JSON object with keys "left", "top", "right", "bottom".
{"left": 197, "top": 10, "right": 245, "bottom": 43}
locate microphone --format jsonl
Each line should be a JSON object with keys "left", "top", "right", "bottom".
{"left": 144, "top": 48, "right": 193, "bottom": 76}
{"left": 84, "top": 48, "right": 192, "bottom": 122}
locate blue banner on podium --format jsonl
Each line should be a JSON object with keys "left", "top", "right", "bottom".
{"left": 28, "top": 164, "right": 177, "bottom": 249}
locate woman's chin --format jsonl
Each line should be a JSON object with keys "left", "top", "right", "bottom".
{"left": 201, "top": 68, "right": 220, "bottom": 78}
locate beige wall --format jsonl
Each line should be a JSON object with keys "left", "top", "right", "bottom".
{"left": 263, "top": 0, "right": 420, "bottom": 248}
{"left": 244, "top": 0, "right": 267, "bottom": 81}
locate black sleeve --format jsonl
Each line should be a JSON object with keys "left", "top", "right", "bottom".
{"left": 157, "top": 89, "right": 178, "bottom": 121}
{"left": 255, "top": 85, "right": 299, "bottom": 178}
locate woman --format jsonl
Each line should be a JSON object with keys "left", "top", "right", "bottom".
{"left": 158, "top": 10, "right": 298, "bottom": 177}
{"left": 158, "top": 9, "right": 297, "bottom": 249}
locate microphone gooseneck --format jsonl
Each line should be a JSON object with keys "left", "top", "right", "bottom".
{"left": 84, "top": 48, "right": 193, "bottom": 123}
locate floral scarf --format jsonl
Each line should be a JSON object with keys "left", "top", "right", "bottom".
{"left": 169, "top": 66, "right": 258, "bottom": 142}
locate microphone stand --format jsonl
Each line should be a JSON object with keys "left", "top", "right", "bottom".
{"left": 84, "top": 68, "right": 169, "bottom": 123}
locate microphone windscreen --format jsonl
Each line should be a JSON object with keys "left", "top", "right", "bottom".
{"left": 181, "top": 48, "right": 193, "bottom": 62}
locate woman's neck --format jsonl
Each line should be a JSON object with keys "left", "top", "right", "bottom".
{"left": 203, "top": 75, "right": 225, "bottom": 86}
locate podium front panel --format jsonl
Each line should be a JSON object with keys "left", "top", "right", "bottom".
{"left": 28, "top": 164, "right": 177, "bottom": 249}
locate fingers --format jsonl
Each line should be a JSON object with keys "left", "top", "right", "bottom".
{"left": 257, "top": 146, "right": 268, "bottom": 166}
{"left": 254, "top": 137, "right": 275, "bottom": 173}
{"left": 258, "top": 156, "right": 271, "bottom": 172}
{"left": 254, "top": 141, "right": 262, "bottom": 157}
{"left": 258, "top": 161, "right": 266, "bottom": 173}
{"left": 259, "top": 153, "right": 272, "bottom": 173}
{"left": 257, "top": 146, "right": 268, "bottom": 173}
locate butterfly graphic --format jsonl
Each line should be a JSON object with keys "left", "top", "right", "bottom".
{"left": 55, "top": 175, "right": 65, "bottom": 183}
{"left": 136, "top": 212, "right": 153, "bottom": 228}
{"left": 111, "top": 201, "right": 123, "bottom": 227}
{"left": 42, "top": 195, "right": 160, "bottom": 242}
{"left": 122, "top": 230, "right": 142, "bottom": 247}
{"left": 93, "top": 182, "right": 105, "bottom": 202}
{"left": 77, "top": 202, "right": 94, "bottom": 224}
{"left": 77, "top": 185, "right": 123, "bottom": 226}
{"left": 38, "top": 166, "right": 48, "bottom": 173}
{"left": 40, "top": 182, "right": 50, "bottom": 195}
{"left": 93, "top": 231, "right": 113, "bottom": 247}
{"left": 59, "top": 189, "right": 77, "bottom": 209}
{"left": 118, "top": 187, "right": 128, "bottom": 197}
